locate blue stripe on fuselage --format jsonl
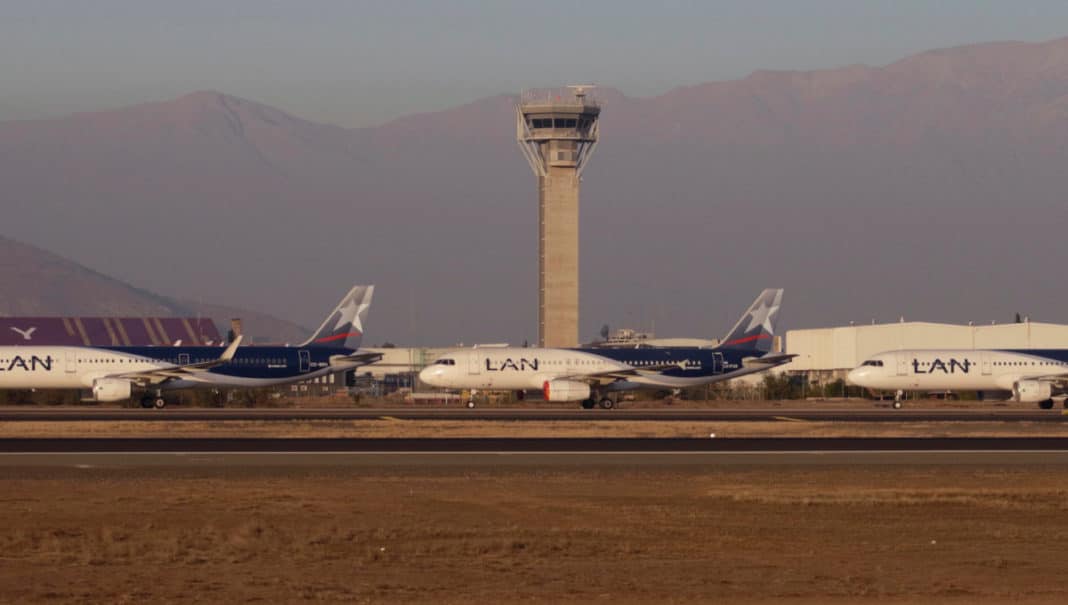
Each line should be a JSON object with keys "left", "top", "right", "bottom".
{"left": 572, "top": 347, "right": 751, "bottom": 377}
{"left": 98, "top": 345, "right": 354, "bottom": 380}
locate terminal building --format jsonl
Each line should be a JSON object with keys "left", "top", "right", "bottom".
{"left": 783, "top": 320, "right": 1068, "bottom": 383}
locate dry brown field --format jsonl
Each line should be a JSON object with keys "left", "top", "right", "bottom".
{"left": 3, "top": 463, "right": 1068, "bottom": 604}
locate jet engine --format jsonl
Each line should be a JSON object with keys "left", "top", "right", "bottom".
{"left": 91, "top": 378, "right": 134, "bottom": 402}
{"left": 1013, "top": 380, "right": 1051, "bottom": 403}
{"left": 542, "top": 380, "right": 591, "bottom": 402}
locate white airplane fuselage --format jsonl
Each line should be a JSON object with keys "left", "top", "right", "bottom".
{"left": 420, "top": 288, "right": 790, "bottom": 403}
{"left": 420, "top": 348, "right": 631, "bottom": 391}
{"left": 419, "top": 345, "right": 787, "bottom": 401}
{"left": 0, "top": 345, "right": 350, "bottom": 392}
{"left": 847, "top": 349, "right": 1068, "bottom": 398}
{"left": 0, "top": 284, "right": 377, "bottom": 407}
{"left": 0, "top": 347, "right": 140, "bottom": 389}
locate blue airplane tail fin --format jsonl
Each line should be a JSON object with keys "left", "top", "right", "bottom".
{"left": 717, "top": 289, "right": 783, "bottom": 354}
{"left": 298, "top": 285, "right": 374, "bottom": 349}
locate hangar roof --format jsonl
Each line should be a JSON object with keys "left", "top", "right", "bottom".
{"left": 0, "top": 317, "right": 222, "bottom": 346}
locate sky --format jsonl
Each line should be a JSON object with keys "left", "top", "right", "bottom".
{"left": 3, "top": 1, "right": 1068, "bottom": 128}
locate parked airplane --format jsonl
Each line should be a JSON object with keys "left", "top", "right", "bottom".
{"left": 419, "top": 289, "right": 794, "bottom": 409}
{"left": 0, "top": 285, "right": 380, "bottom": 408}
{"left": 847, "top": 349, "right": 1068, "bottom": 409}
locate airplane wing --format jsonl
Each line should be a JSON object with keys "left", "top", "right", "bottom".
{"left": 554, "top": 366, "right": 666, "bottom": 385}
{"left": 742, "top": 353, "right": 798, "bottom": 368}
{"left": 107, "top": 336, "right": 243, "bottom": 385}
{"left": 1022, "top": 371, "right": 1068, "bottom": 383}
{"left": 556, "top": 353, "right": 798, "bottom": 386}
{"left": 329, "top": 351, "right": 384, "bottom": 366}
{"left": 989, "top": 368, "right": 1068, "bottom": 392}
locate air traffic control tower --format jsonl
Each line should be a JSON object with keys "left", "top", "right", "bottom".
{"left": 516, "top": 86, "right": 601, "bottom": 347}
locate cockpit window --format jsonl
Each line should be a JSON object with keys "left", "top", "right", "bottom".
{"left": 861, "top": 360, "right": 884, "bottom": 367}
{"left": 435, "top": 359, "right": 456, "bottom": 366}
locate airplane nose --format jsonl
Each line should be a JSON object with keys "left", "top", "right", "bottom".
{"left": 419, "top": 366, "right": 442, "bottom": 387}
{"left": 847, "top": 367, "right": 870, "bottom": 387}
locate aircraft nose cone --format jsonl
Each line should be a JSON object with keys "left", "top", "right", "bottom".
{"left": 419, "top": 366, "right": 442, "bottom": 387}
{"left": 847, "top": 367, "right": 870, "bottom": 387}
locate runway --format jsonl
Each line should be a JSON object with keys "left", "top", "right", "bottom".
{"left": 3, "top": 440, "right": 1068, "bottom": 468}
{"left": 2, "top": 406, "right": 1066, "bottom": 422}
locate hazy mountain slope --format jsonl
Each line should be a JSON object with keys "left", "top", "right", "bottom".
{"left": 2, "top": 37, "right": 1068, "bottom": 343}
{"left": 0, "top": 235, "right": 308, "bottom": 343}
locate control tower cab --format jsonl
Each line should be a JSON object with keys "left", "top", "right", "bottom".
{"left": 516, "top": 86, "right": 602, "bottom": 347}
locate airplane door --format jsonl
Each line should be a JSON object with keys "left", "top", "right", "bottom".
{"left": 178, "top": 353, "right": 190, "bottom": 365}
{"left": 467, "top": 351, "right": 482, "bottom": 375}
{"left": 896, "top": 352, "right": 909, "bottom": 376}
{"left": 981, "top": 352, "right": 992, "bottom": 376}
{"left": 712, "top": 352, "right": 724, "bottom": 374}
{"left": 64, "top": 350, "right": 77, "bottom": 374}
{"left": 298, "top": 350, "right": 311, "bottom": 373}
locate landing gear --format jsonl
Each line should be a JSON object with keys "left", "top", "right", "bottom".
{"left": 892, "top": 390, "right": 904, "bottom": 410}
{"left": 139, "top": 395, "right": 168, "bottom": 409}
{"left": 599, "top": 397, "right": 616, "bottom": 410}
{"left": 1039, "top": 399, "right": 1054, "bottom": 410}
{"left": 466, "top": 400, "right": 476, "bottom": 409}
{"left": 580, "top": 399, "right": 595, "bottom": 410}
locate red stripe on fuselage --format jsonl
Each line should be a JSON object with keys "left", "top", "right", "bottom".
{"left": 314, "top": 331, "right": 361, "bottom": 343}
{"left": 723, "top": 334, "right": 772, "bottom": 346}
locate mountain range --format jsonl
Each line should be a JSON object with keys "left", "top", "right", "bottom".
{"left": 3, "top": 36, "right": 1068, "bottom": 344}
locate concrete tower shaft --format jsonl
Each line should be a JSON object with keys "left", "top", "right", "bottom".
{"left": 516, "top": 87, "right": 601, "bottom": 347}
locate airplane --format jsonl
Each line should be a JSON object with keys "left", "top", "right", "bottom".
{"left": 419, "top": 289, "right": 794, "bottom": 409}
{"left": 0, "top": 285, "right": 380, "bottom": 409}
{"left": 847, "top": 348, "right": 1068, "bottom": 409}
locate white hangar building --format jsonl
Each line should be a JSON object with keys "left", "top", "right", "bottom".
{"left": 783, "top": 320, "right": 1068, "bottom": 382}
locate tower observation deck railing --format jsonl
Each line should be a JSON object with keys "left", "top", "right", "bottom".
{"left": 519, "top": 87, "right": 604, "bottom": 110}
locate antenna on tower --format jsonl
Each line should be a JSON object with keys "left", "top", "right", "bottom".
{"left": 567, "top": 84, "right": 596, "bottom": 99}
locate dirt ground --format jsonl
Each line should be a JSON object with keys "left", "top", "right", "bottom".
{"left": 3, "top": 464, "right": 1068, "bottom": 604}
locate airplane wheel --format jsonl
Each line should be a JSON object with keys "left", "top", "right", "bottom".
{"left": 580, "top": 399, "right": 595, "bottom": 410}
{"left": 140, "top": 398, "right": 153, "bottom": 409}
{"left": 153, "top": 398, "right": 167, "bottom": 409}
{"left": 892, "top": 401, "right": 902, "bottom": 410}
{"left": 599, "top": 398, "right": 615, "bottom": 410}
{"left": 466, "top": 400, "right": 476, "bottom": 409}
{"left": 1039, "top": 399, "right": 1054, "bottom": 410}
